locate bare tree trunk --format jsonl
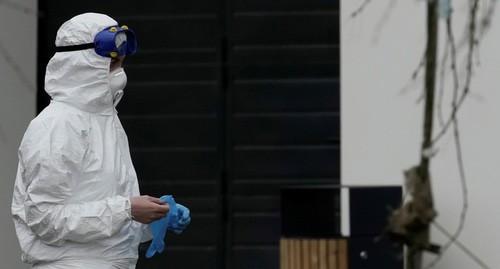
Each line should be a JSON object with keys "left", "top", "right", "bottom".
{"left": 406, "top": 1, "right": 438, "bottom": 269}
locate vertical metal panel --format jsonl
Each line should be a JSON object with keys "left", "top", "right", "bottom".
{"left": 227, "top": 0, "right": 341, "bottom": 267}
{"left": 38, "top": 0, "right": 341, "bottom": 268}
{"left": 38, "top": 1, "right": 221, "bottom": 268}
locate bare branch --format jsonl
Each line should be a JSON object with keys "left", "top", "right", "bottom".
{"left": 426, "top": 3, "right": 481, "bottom": 267}
{"left": 425, "top": 114, "right": 469, "bottom": 269}
{"left": 432, "top": 0, "right": 480, "bottom": 144}
{"left": 0, "top": 122, "right": 7, "bottom": 144}
{"left": 432, "top": 222, "right": 490, "bottom": 269}
{"left": 419, "top": 0, "right": 439, "bottom": 173}
{"left": 397, "top": 49, "right": 426, "bottom": 99}
{"left": 371, "top": 0, "right": 397, "bottom": 44}
{"left": 448, "top": 9, "right": 461, "bottom": 114}
{"left": 350, "top": 0, "right": 373, "bottom": 18}
{"left": 0, "top": 39, "right": 36, "bottom": 92}
{"left": 437, "top": 37, "right": 450, "bottom": 127}
{"left": 412, "top": 51, "right": 427, "bottom": 81}
{"left": 477, "top": 0, "right": 497, "bottom": 41}
{"left": 406, "top": 1, "right": 440, "bottom": 267}
{"left": 454, "top": 0, "right": 495, "bottom": 56}
{"left": 0, "top": 0, "right": 38, "bottom": 16}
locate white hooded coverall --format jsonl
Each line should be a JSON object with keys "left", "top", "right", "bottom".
{"left": 11, "top": 13, "right": 150, "bottom": 269}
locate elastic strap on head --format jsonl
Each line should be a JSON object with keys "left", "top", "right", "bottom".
{"left": 56, "top": 43, "right": 95, "bottom": 52}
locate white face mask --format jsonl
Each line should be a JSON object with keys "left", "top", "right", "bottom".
{"left": 109, "top": 67, "right": 127, "bottom": 106}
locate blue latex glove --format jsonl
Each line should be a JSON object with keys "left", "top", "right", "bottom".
{"left": 171, "top": 203, "right": 191, "bottom": 234}
{"left": 146, "top": 195, "right": 177, "bottom": 258}
{"left": 145, "top": 195, "right": 191, "bottom": 258}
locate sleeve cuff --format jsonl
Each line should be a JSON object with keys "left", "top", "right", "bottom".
{"left": 125, "top": 197, "right": 133, "bottom": 221}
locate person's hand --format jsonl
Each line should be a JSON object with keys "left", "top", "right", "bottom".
{"left": 130, "top": 195, "right": 170, "bottom": 224}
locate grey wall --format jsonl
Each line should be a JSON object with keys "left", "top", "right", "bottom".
{"left": 0, "top": 1, "right": 37, "bottom": 268}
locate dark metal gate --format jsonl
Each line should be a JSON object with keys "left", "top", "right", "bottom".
{"left": 38, "top": 1, "right": 339, "bottom": 268}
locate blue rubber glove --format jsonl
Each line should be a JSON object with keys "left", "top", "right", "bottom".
{"left": 171, "top": 203, "right": 191, "bottom": 234}
{"left": 145, "top": 196, "right": 191, "bottom": 258}
{"left": 145, "top": 195, "right": 177, "bottom": 258}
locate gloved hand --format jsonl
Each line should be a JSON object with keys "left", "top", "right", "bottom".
{"left": 171, "top": 203, "right": 191, "bottom": 234}
{"left": 145, "top": 195, "right": 176, "bottom": 258}
{"left": 145, "top": 195, "right": 191, "bottom": 258}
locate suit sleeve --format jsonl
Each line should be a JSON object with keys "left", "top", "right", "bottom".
{"left": 20, "top": 119, "right": 132, "bottom": 246}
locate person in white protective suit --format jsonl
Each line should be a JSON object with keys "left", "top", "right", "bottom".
{"left": 11, "top": 13, "right": 171, "bottom": 269}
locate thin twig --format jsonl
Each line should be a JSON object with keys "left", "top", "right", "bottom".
{"left": 0, "top": 38, "right": 36, "bottom": 92}
{"left": 371, "top": 0, "right": 397, "bottom": 44}
{"left": 0, "top": 122, "right": 7, "bottom": 144}
{"left": 426, "top": 3, "right": 478, "bottom": 267}
{"left": 351, "top": 0, "right": 373, "bottom": 18}
{"left": 432, "top": 222, "right": 490, "bottom": 269}
{"left": 0, "top": 102, "right": 6, "bottom": 144}
{"left": 437, "top": 36, "right": 450, "bottom": 127}
{"left": 0, "top": 1, "right": 38, "bottom": 92}
{"left": 432, "top": 0, "right": 479, "bottom": 144}
{"left": 477, "top": 0, "right": 497, "bottom": 41}
{"left": 425, "top": 111, "right": 469, "bottom": 269}
{"left": 413, "top": 49, "right": 427, "bottom": 81}
{"left": 425, "top": 11, "right": 470, "bottom": 269}
{"left": 452, "top": 0, "right": 495, "bottom": 65}
{"left": 397, "top": 49, "right": 426, "bottom": 98}
{"left": 0, "top": 0, "right": 38, "bottom": 16}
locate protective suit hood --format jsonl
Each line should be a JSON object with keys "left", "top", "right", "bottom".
{"left": 45, "top": 13, "right": 116, "bottom": 115}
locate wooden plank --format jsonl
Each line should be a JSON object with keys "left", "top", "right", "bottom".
{"left": 327, "top": 239, "right": 337, "bottom": 269}
{"left": 280, "top": 238, "right": 287, "bottom": 269}
{"left": 294, "top": 239, "right": 301, "bottom": 269}
{"left": 310, "top": 239, "right": 319, "bottom": 269}
{"left": 287, "top": 239, "right": 294, "bottom": 269}
{"left": 337, "top": 239, "right": 348, "bottom": 269}
{"left": 302, "top": 239, "right": 311, "bottom": 269}
{"left": 318, "top": 239, "right": 327, "bottom": 269}
{"left": 282, "top": 238, "right": 353, "bottom": 269}
{"left": 289, "top": 239, "right": 295, "bottom": 269}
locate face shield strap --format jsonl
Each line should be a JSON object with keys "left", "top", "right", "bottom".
{"left": 56, "top": 43, "right": 95, "bottom": 52}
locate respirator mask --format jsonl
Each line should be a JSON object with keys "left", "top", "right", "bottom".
{"left": 109, "top": 67, "right": 127, "bottom": 106}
